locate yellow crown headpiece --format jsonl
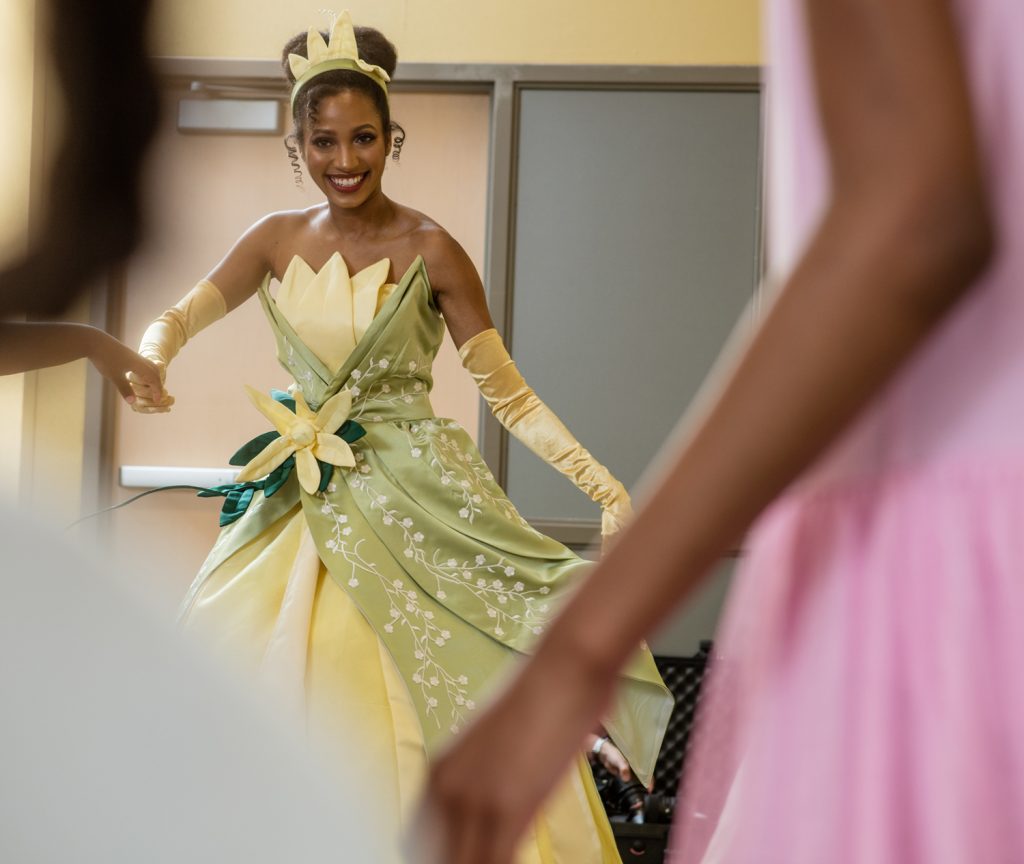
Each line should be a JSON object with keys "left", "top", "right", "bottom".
{"left": 287, "top": 10, "right": 390, "bottom": 108}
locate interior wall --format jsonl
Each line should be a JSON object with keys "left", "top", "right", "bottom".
{"left": 152, "top": 0, "right": 760, "bottom": 66}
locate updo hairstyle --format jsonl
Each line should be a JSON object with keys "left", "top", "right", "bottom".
{"left": 281, "top": 24, "right": 405, "bottom": 184}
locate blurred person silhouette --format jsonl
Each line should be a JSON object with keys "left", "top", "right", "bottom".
{"left": 0, "top": 519, "right": 392, "bottom": 863}
{"left": 0, "top": 0, "right": 162, "bottom": 393}
{"left": 0, "top": 0, "right": 157, "bottom": 317}
{"left": 417, "top": 0, "right": 1024, "bottom": 862}
{"left": 0, "top": 1, "right": 389, "bottom": 860}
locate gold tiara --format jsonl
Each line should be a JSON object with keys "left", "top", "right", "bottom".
{"left": 288, "top": 10, "right": 390, "bottom": 107}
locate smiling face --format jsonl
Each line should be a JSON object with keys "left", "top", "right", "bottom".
{"left": 301, "top": 89, "right": 391, "bottom": 210}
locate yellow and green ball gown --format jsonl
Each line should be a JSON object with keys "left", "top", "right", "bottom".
{"left": 181, "top": 253, "right": 672, "bottom": 863}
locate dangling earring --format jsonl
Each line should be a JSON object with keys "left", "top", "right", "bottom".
{"left": 390, "top": 121, "right": 406, "bottom": 163}
{"left": 284, "top": 134, "right": 305, "bottom": 189}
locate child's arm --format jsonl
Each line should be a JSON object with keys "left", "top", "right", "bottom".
{"left": 0, "top": 321, "right": 161, "bottom": 402}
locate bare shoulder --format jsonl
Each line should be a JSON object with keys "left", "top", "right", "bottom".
{"left": 391, "top": 206, "right": 494, "bottom": 343}
{"left": 205, "top": 207, "right": 323, "bottom": 309}
{"left": 397, "top": 211, "right": 480, "bottom": 294}
{"left": 244, "top": 206, "right": 322, "bottom": 244}
{"left": 235, "top": 206, "right": 325, "bottom": 273}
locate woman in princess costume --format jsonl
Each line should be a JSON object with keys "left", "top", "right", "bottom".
{"left": 129, "top": 12, "right": 671, "bottom": 863}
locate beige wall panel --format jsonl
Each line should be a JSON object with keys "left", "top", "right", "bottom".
{"left": 0, "top": 375, "right": 24, "bottom": 500}
{"left": 0, "top": 0, "right": 35, "bottom": 503}
{"left": 0, "top": 0, "right": 34, "bottom": 265}
{"left": 153, "top": 0, "right": 761, "bottom": 66}
{"left": 111, "top": 90, "right": 489, "bottom": 598}
{"left": 21, "top": 359, "right": 88, "bottom": 522}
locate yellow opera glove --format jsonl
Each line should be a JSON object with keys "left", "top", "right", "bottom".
{"left": 128, "top": 279, "right": 227, "bottom": 413}
{"left": 234, "top": 386, "right": 357, "bottom": 495}
{"left": 458, "top": 328, "right": 632, "bottom": 540}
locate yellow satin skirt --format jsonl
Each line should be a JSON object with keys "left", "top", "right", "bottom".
{"left": 185, "top": 506, "right": 621, "bottom": 863}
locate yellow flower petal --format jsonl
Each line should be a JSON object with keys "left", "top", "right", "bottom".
{"left": 295, "top": 448, "right": 322, "bottom": 495}
{"left": 245, "top": 385, "right": 300, "bottom": 435}
{"left": 234, "top": 435, "right": 296, "bottom": 483}
{"left": 293, "top": 389, "right": 316, "bottom": 421}
{"left": 315, "top": 388, "right": 353, "bottom": 433}
{"left": 314, "top": 433, "right": 356, "bottom": 468}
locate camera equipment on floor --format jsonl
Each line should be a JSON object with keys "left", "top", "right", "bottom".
{"left": 592, "top": 641, "right": 713, "bottom": 862}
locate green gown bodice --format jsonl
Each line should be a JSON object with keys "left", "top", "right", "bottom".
{"left": 181, "top": 254, "right": 672, "bottom": 784}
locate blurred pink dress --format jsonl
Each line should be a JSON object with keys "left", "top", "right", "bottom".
{"left": 672, "top": 0, "right": 1024, "bottom": 861}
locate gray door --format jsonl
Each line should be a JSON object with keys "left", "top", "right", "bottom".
{"left": 504, "top": 87, "right": 762, "bottom": 532}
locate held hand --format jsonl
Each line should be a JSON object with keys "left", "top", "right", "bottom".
{"left": 85, "top": 329, "right": 167, "bottom": 407}
{"left": 126, "top": 356, "right": 173, "bottom": 413}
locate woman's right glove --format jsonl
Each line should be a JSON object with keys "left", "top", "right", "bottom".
{"left": 128, "top": 279, "right": 226, "bottom": 413}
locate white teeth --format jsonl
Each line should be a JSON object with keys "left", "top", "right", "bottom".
{"left": 332, "top": 174, "right": 364, "bottom": 188}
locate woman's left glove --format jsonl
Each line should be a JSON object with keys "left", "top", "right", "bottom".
{"left": 458, "top": 328, "right": 632, "bottom": 543}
